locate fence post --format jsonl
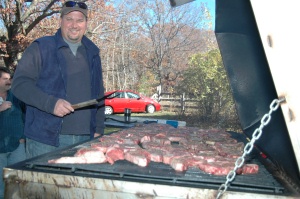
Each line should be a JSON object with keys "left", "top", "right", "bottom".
{"left": 181, "top": 93, "right": 185, "bottom": 113}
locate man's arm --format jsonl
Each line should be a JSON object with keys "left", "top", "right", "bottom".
{"left": 12, "top": 43, "right": 58, "bottom": 114}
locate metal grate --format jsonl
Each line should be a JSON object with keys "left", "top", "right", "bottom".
{"left": 16, "top": 132, "right": 285, "bottom": 195}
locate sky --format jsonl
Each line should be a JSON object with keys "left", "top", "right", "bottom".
{"left": 199, "top": 0, "right": 216, "bottom": 29}
{"left": 203, "top": 0, "right": 215, "bottom": 17}
{"left": 180, "top": 0, "right": 215, "bottom": 29}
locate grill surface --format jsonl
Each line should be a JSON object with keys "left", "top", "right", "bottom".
{"left": 9, "top": 131, "right": 285, "bottom": 195}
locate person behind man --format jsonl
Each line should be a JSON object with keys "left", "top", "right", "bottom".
{"left": 11, "top": 1, "right": 105, "bottom": 158}
{"left": 0, "top": 67, "right": 26, "bottom": 199}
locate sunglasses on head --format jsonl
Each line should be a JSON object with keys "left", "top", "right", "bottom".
{"left": 64, "top": 1, "right": 88, "bottom": 9}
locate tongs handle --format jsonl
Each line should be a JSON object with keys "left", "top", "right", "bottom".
{"left": 71, "top": 91, "right": 118, "bottom": 110}
{"left": 71, "top": 99, "right": 98, "bottom": 110}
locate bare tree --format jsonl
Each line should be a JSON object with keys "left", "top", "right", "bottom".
{"left": 0, "top": 0, "right": 61, "bottom": 70}
{"left": 121, "top": 0, "right": 215, "bottom": 93}
{"left": 87, "top": 0, "right": 141, "bottom": 91}
{"left": 90, "top": 0, "right": 216, "bottom": 94}
{"left": 0, "top": 0, "right": 217, "bottom": 96}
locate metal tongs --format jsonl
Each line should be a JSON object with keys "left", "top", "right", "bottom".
{"left": 71, "top": 91, "right": 118, "bottom": 110}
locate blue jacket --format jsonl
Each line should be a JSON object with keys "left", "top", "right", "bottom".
{"left": 23, "top": 29, "right": 104, "bottom": 147}
{"left": 0, "top": 90, "right": 25, "bottom": 153}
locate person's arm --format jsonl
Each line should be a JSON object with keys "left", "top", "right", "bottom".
{"left": 12, "top": 43, "right": 58, "bottom": 114}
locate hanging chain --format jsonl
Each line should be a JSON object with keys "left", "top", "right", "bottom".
{"left": 216, "top": 97, "right": 285, "bottom": 199}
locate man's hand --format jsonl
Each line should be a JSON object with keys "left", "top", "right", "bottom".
{"left": 0, "top": 101, "right": 12, "bottom": 112}
{"left": 94, "top": 133, "right": 101, "bottom": 138}
{"left": 53, "top": 99, "right": 74, "bottom": 117}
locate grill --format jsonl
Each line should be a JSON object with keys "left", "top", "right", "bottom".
{"left": 8, "top": 131, "right": 285, "bottom": 196}
{"left": 4, "top": 1, "right": 300, "bottom": 198}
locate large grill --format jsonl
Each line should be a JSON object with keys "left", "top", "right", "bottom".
{"left": 8, "top": 131, "right": 286, "bottom": 196}
{"left": 4, "top": 1, "right": 300, "bottom": 198}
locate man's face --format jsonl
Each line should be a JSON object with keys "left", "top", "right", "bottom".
{"left": 60, "top": 11, "right": 87, "bottom": 43}
{"left": 0, "top": 72, "right": 11, "bottom": 92}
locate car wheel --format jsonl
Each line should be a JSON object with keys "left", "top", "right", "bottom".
{"left": 146, "top": 104, "right": 155, "bottom": 113}
{"left": 105, "top": 106, "right": 113, "bottom": 115}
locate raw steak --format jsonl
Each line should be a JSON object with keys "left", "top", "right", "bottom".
{"left": 198, "top": 161, "right": 241, "bottom": 176}
{"left": 113, "top": 143, "right": 140, "bottom": 153}
{"left": 124, "top": 149, "right": 151, "bottom": 167}
{"left": 91, "top": 140, "right": 115, "bottom": 153}
{"left": 105, "top": 146, "right": 125, "bottom": 164}
{"left": 146, "top": 148, "right": 164, "bottom": 162}
{"left": 170, "top": 156, "right": 191, "bottom": 171}
{"left": 242, "top": 164, "right": 259, "bottom": 174}
{"left": 152, "top": 133, "right": 171, "bottom": 145}
{"left": 74, "top": 147, "right": 107, "bottom": 163}
{"left": 162, "top": 149, "right": 192, "bottom": 165}
{"left": 47, "top": 124, "right": 259, "bottom": 176}
{"left": 48, "top": 156, "right": 87, "bottom": 164}
{"left": 188, "top": 156, "right": 207, "bottom": 168}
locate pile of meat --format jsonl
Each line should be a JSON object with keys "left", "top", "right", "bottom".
{"left": 48, "top": 123, "right": 259, "bottom": 176}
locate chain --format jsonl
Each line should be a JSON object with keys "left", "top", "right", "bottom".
{"left": 216, "top": 98, "right": 285, "bottom": 199}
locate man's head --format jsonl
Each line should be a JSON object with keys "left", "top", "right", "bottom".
{"left": 0, "top": 67, "right": 12, "bottom": 92}
{"left": 60, "top": 1, "right": 88, "bottom": 43}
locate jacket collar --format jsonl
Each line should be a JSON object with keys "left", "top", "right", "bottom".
{"left": 55, "top": 28, "right": 99, "bottom": 55}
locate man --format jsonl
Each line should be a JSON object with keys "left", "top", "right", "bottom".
{"left": 0, "top": 67, "right": 26, "bottom": 199}
{"left": 12, "top": 1, "right": 105, "bottom": 158}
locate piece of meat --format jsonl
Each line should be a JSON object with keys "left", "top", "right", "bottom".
{"left": 193, "top": 151, "right": 219, "bottom": 162}
{"left": 99, "top": 134, "right": 120, "bottom": 142}
{"left": 205, "top": 137, "right": 238, "bottom": 145}
{"left": 242, "top": 164, "right": 259, "bottom": 174}
{"left": 91, "top": 140, "right": 115, "bottom": 153}
{"left": 152, "top": 134, "right": 171, "bottom": 145}
{"left": 198, "top": 155, "right": 244, "bottom": 176}
{"left": 162, "top": 149, "right": 192, "bottom": 165}
{"left": 115, "top": 138, "right": 138, "bottom": 145}
{"left": 113, "top": 143, "right": 140, "bottom": 153}
{"left": 217, "top": 149, "right": 242, "bottom": 159}
{"left": 124, "top": 149, "right": 151, "bottom": 167}
{"left": 198, "top": 161, "right": 237, "bottom": 175}
{"left": 140, "top": 135, "right": 152, "bottom": 143}
{"left": 74, "top": 147, "right": 107, "bottom": 163}
{"left": 146, "top": 148, "right": 164, "bottom": 162}
{"left": 48, "top": 156, "right": 87, "bottom": 164}
{"left": 186, "top": 142, "right": 215, "bottom": 153}
{"left": 170, "top": 156, "right": 191, "bottom": 171}
{"left": 141, "top": 142, "right": 163, "bottom": 150}
{"left": 69, "top": 125, "right": 259, "bottom": 176}
{"left": 115, "top": 132, "right": 141, "bottom": 145}
{"left": 214, "top": 142, "right": 244, "bottom": 151}
{"left": 187, "top": 156, "right": 207, "bottom": 168}
{"left": 167, "top": 133, "right": 187, "bottom": 142}
{"left": 105, "top": 146, "right": 125, "bottom": 164}
{"left": 213, "top": 142, "right": 244, "bottom": 158}
{"left": 204, "top": 130, "right": 235, "bottom": 145}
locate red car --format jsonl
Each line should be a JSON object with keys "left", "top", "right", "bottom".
{"left": 104, "top": 90, "right": 161, "bottom": 115}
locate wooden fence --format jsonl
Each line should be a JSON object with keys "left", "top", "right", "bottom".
{"left": 152, "top": 93, "right": 199, "bottom": 113}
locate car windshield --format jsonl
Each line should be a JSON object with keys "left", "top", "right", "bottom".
{"left": 107, "top": 91, "right": 124, "bottom": 98}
